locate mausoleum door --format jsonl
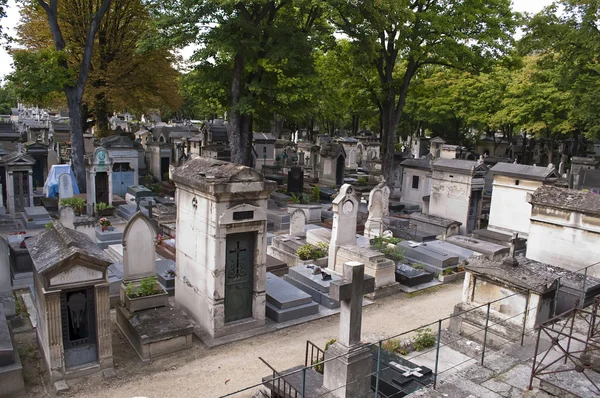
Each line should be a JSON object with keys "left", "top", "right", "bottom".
{"left": 111, "top": 163, "right": 135, "bottom": 197}
{"left": 60, "top": 286, "right": 98, "bottom": 368}
{"left": 13, "top": 171, "right": 30, "bottom": 212}
{"left": 467, "top": 190, "right": 481, "bottom": 233}
{"left": 95, "top": 172, "right": 109, "bottom": 205}
{"left": 224, "top": 232, "right": 255, "bottom": 323}
{"left": 336, "top": 155, "right": 344, "bottom": 186}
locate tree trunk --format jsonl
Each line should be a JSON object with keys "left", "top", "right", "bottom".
{"left": 228, "top": 50, "right": 246, "bottom": 165}
{"left": 66, "top": 89, "right": 87, "bottom": 192}
{"left": 95, "top": 91, "right": 110, "bottom": 137}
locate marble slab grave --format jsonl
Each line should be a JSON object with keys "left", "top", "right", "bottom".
{"left": 266, "top": 272, "right": 318, "bottom": 323}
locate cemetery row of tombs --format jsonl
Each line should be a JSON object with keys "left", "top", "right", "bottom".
{"left": 0, "top": 129, "right": 600, "bottom": 395}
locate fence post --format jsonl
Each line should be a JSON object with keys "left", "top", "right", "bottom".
{"left": 580, "top": 267, "right": 588, "bottom": 309}
{"left": 302, "top": 367, "right": 306, "bottom": 398}
{"left": 374, "top": 340, "right": 382, "bottom": 397}
{"left": 528, "top": 326, "right": 542, "bottom": 390}
{"left": 481, "top": 302, "right": 491, "bottom": 365}
{"left": 433, "top": 319, "right": 442, "bottom": 389}
{"left": 521, "top": 290, "right": 530, "bottom": 346}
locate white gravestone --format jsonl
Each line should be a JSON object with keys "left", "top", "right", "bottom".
{"left": 289, "top": 208, "right": 306, "bottom": 237}
{"left": 328, "top": 184, "right": 359, "bottom": 272}
{"left": 58, "top": 173, "right": 74, "bottom": 201}
{"left": 122, "top": 212, "right": 157, "bottom": 281}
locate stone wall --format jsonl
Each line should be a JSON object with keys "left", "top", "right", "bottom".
{"left": 488, "top": 175, "right": 543, "bottom": 237}
{"left": 400, "top": 168, "right": 430, "bottom": 207}
{"left": 429, "top": 172, "right": 471, "bottom": 234}
{"left": 527, "top": 204, "right": 600, "bottom": 277}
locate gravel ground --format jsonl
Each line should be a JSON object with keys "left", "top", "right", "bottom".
{"left": 21, "top": 281, "right": 463, "bottom": 398}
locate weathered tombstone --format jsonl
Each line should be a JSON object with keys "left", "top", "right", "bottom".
{"left": 59, "top": 206, "right": 75, "bottom": 230}
{"left": 328, "top": 184, "right": 359, "bottom": 272}
{"left": 289, "top": 209, "right": 306, "bottom": 237}
{"left": 364, "top": 182, "right": 391, "bottom": 239}
{"left": 347, "top": 149, "right": 357, "bottom": 169}
{"left": 310, "top": 145, "right": 320, "bottom": 180}
{"left": 121, "top": 212, "right": 157, "bottom": 283}
{"left": 58, "top": 173, "right": 74, "bottom": 201}
{"left": 323, "top": 261, "right": 375, "bottom": 398}
{"left": 298, "top": 151, "right": 305, "bottom": 166}
{"left": 287, "top": 167, "right": 304, "bottom": 195}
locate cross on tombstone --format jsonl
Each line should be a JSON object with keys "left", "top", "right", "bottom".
{"left": 329, "top": 261, "right": 375, "bottom": 347}
{"left": 503, "top": 232, "right": 519, "bottom": 267}
{"left": 147, "top": 201, "right": 154, "bottom": 219}
{"left": 228, "top": 241, "right": 247, "bottom": 277}
{"left": 389, "top": 362, "right": 424, "bottom": 378}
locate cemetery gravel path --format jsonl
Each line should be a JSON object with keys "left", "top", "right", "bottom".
{"left": 47, "top": 282, "right": 463, "bottom": 398}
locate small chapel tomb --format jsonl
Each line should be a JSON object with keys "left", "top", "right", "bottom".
{"left": 27, "top": 222, "right": 114, "bottom": 382}
{"left": 172, "top": 157, "right": 276, "bottom": 340}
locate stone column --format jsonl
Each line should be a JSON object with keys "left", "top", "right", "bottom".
{"left": 46, "top": 291, "right": 64, "bottom": 381}
{"left": 6, "top": 170, "right": 14, "bottom": 214}
{"left": 95, "top": 284, "right": 113, "bottom": 369}
{"left": 28, "top": 170, "right": 34, "bottom": 207}
{"left": 107, "top": 168, "right": 113, "bottom": 206}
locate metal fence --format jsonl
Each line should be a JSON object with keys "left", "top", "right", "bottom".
{"left": 220, "top": 261, "right": 600, "bottom": 398}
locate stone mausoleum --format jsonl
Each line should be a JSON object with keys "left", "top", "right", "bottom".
{"left": 172, "top": 157, "right": 276, "bottom": 340}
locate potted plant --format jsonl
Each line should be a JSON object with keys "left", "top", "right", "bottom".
{"left": 95, "top": 202, "right": 114, "bottom": 217}
{"left": 123, "top": 276, "right": 169, "bottom": 312}
{"left": 296, "top": 243, "right": 329, "bottom": 267}
{"left": 99, "top": 217, "right": 112, "bottom": 232}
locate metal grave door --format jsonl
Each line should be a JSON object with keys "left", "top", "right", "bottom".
{"left": 95, "top": 172, "right": 109, "bottom": 205}
{"left": 13, "top": 171, "right": 30, "bottom": 212}
{"left": 61, "top": 287, "right": 98, "bottom": 368}
{"left": 224, "top": 232, "right": 254, "bottom": 323}
{"left": 111, "top": 163, "right": 135, "bottom": 197}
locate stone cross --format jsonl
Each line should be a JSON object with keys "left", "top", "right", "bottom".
{"left": 503, "top": 232, "right": 519, "bottom": 267}
{"left": 389, "top": 362, "right": 424, "bottom": 378}
{"left": 329, "top": 261, "right": 375, "bottom": 347}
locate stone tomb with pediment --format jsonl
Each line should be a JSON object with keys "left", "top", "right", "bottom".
{"left": 172, "top": 157, "right": 276, "bottom": 341}
{"left": 26, "top": 221, "right": 113, "bottom": 382}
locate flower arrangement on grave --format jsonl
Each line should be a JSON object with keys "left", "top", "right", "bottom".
{"left": 99, "top": 217, "right": 111, "bottom": 231}
{"left": 296, "top": 243, "right": 328, "bottom": 261}
{"left": 59, "top": 197, "right": 86, "bottom": 214}
{"left": 156, "top": 234, "right": 170, "bottom": 246}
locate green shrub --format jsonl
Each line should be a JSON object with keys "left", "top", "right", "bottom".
{"left": 383, "top": 246, "right": 405, "bottom": 262}
{"left": 325, "top": 338, "right": 337, "bottom": 350}
{"left": 312, "top": 185, "right": 320, "bottom": 202}
{"left": 442, "top": 267, "right": 455, "bottom": 276}
{"left": 125, "top": 276, "right": 160, "bottom": 298}
{"left": 296, "top": 244, "right": 314, "bottom": 260}
{"left": 60, "top": 197, "right": 86, "bottom": 213}
{"left": 44, "top": 222, "right": 53, "bottom": 229}
{"left": 382, "top": 339, "right": 409, "bottom": 356}
{"left": 412, "top": 262, "right": 425, "bottom": 270}
{"left": 356, "top": 176, "right": 368, "bottom": 185}
{"left": 413, "top": 328, "right": 436, "bottom": 351}
{"left": 95, "top": 202, "right": 114, "bottom": 211}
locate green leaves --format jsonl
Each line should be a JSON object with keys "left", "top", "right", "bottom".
{"left": 9, "top": 48, "right": 75, "bottom": 105}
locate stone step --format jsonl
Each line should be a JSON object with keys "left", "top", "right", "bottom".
{"left": 283, "top": 275, "right": 339, "bottom": 309}
{"left": 266, "top": 272, "right": 313, "bottom": 309}
{"left": 265, "top": 301, "right": 319, "bottom": 323}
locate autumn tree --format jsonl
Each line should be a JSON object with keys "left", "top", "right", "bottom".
{"left": 14, "top": 0, "right": 181, "bottom": 137}
{"left": 329, "top": 0, "right": 519, "bottom": 188}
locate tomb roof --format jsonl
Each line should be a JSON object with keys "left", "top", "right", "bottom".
{"left": 409, "top": 212, "right": 462, "bottom": 228}
{"left": 253, "top": 132, "right": 277, "bottom": 142}
{"left": 2, "top": 151, "right": 35, "bottom": 165}
{"left": 319, "top": 143, "right": 345, "bottom": 158}
{"left": 27, "top": 221, "right": 111, "bottom": 274}
{"left": 172, "top": 156, "right": 264, "bottom": 187}
{"left": 432, "top": 158, "right": 488, "bottom": 175}
{"left": 465, "top": 255, "right": 600, "bottom": 294}
{"left": 429, "top": 136, "right": 446, "bottom": 144}
{"left": 529, "top": 185, "right": 600, "bottom": 216}
{"left": 400, "top": 157, "right": 431, "bottom": 170}
{"left": 571, "top": 156, "right": 599, "bottom": 166}
{"left": 490, "top": 163, "right": 558, "bottom": 181}
{"left": 100, "top": 134, "right": 137, "bottom": 148}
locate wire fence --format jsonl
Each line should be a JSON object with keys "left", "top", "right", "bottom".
{"left": 220, "top": 260, "right": 600, "bottom": 398}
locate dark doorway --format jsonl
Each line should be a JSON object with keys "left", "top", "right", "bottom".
{"left": 224, "top": 232, "right": 254, "bottom": 323}
{"left": 160, "top": 157, "right": 170, "bottom": 181}
{"left": 61, "top": 286, "right": 98, "bottom": 368}
{"left": 13, "top": 171, "right": 30, "bottom": 212}
{"left": 467, "top": 190, "right": 482, "bottom": 233}
{"left": 336, "top": 155, "right": 345, "bottom": 186}
{"left": 95, "top": 172, "right": 109, "bottom": 205}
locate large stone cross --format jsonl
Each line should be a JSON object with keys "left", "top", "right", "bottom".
{"left": 329, "top": 261, "right": 375, "bottom": 347}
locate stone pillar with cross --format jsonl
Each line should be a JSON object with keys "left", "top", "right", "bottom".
{"left": 503, "top": 232, "right": 519, "bottom": 267}
{"left": 322, "top": 261, "right": 375, "bottom": 398}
